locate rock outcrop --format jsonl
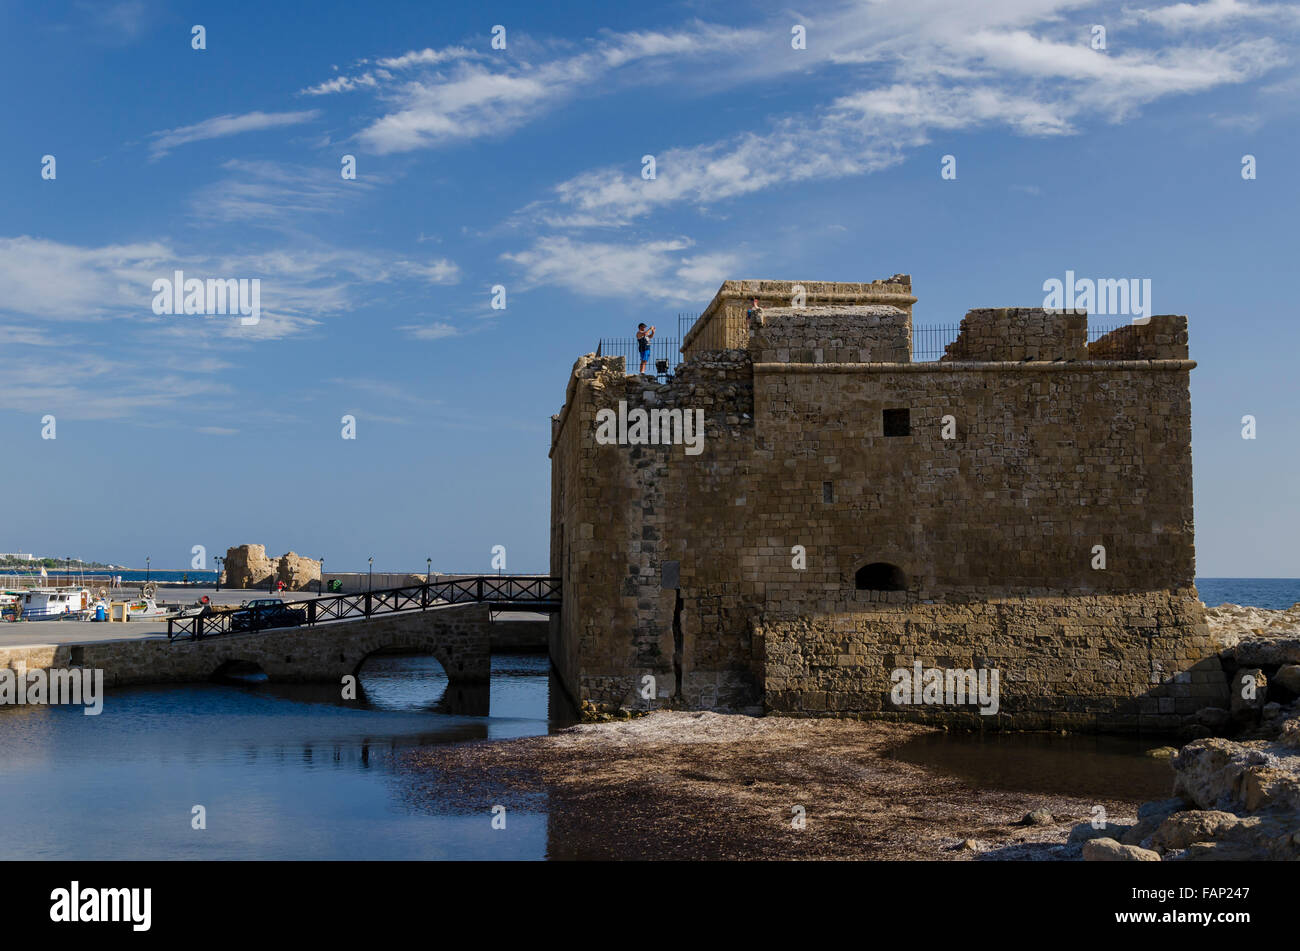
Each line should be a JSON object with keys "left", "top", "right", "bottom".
{"left": 220, "top": 545, "right": 321, "bottom": 590}
{"left": 1081, "top": 838, "right": 1161, "bottom": 861}
{"left": 1074, "top": 731, "right": 1300, "bottom": 861}
{"left": 1204, "top": 601, "right": 1300, "bottom": 650}
{"left": 1196, "top": 601, "right": 1300, "bottom": 740}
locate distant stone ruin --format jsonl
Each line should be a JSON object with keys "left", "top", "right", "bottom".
{"left": 221, "top": 544, "right": 321, "bottom": 590}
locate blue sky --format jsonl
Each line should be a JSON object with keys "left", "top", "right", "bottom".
{"left": 1, "top": 0, "right": 1297, "bottom": 575}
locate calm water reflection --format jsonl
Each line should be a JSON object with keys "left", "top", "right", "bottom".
{"left": 887, "top": 731, "right": 1176, "bottom": 801}
{"left": 0, "top": 653, "right": 569, "bottom": 860}
{"left": 1, "top": 653, "right": 1175, "bottom": 860}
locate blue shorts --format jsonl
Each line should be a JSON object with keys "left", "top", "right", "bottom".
{"left": 638, "top": 349, "right": 651, "bottom": 362}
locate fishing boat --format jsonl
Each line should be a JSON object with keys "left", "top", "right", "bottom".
{"left": 19, "top": 587, "right": 92, "bottom": 620}
{"left": 122, "top": 596, "right": 176, "bottom": 621}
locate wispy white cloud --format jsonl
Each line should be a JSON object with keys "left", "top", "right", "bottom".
{"left": 301, "top": 72, "right": 380, "bottom": 96}
{"left": 1132, "top": 0, "right": 1300, "bottom": 30}
{"left": 375, "top": 46, "right": 477, "bottom": 69}
{"left": 398, "top": 321, "right": 461, "bottom": 340}
{"left": 190, "top": 159, "right": 376, "bottom": 225}
{"left": 523, "top": 3, "right": 1287, "bottom": 227}
{"left": 149, "top": 110, "right": 321, "bottom": 158}
{"left": 0, "top": 236, "right": 171, "bottom": 320}
{"left": 0, "top": 324, "right": 65, "bottom": 346}
{"left": 0, "top": 353, "right": 232, "bottom": 420}
{"left": 305, "top": 26, "right": 758, "bottom": 154}
{"left": 503, "top": 236, "right": 740, "bottom": 302}
{"left": 398, "top": 259, "right": 461, "bottom": 284}
{"left": 0, "top": 235, "right": 460, "bottom": 342}
{"left": 328, "top": 378, "right": 444, "bottom": 404}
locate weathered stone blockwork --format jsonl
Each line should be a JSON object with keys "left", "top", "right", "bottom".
{"left": 759, "top": 593, "right": 1227, "bottom": 730}
{"left": 684, "top": 276, "right": 916, "bottom": 354}
{"left": 550, "top": 277, "right": 1213, "bottom": 732}
{"left": 943, "top": 308, "right": 1087, "bottom": 362}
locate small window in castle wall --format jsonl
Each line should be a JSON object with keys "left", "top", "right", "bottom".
{"left": 822, "top": 481, "right": 834, "bottom": 503}
{"left": 883, "top": 408, "right": 911, "bottom": 437}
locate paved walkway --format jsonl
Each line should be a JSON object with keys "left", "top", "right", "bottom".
{"left": 0, "top": 587, "right": 313, "bottom": 648}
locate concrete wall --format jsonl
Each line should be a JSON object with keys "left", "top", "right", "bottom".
{"left": 321, "top": 572, "right": 428, "bottom": 593}
{"left": 550, "top": 279, "right": 1214, "bottom": 731}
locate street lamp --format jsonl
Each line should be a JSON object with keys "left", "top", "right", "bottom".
{"left": 215, "top": 556, "right": 223, "bottom": 592}
{"left": 319, "top": 557, "right": 325, "bottom": 595}
{"left": 145, "top": 556, "right": 150, "bottom": 584}
{"left": 368, "top": 556, "right": 373, "bottom": 592}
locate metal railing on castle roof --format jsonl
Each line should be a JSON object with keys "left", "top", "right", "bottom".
{"left": 597, "top": 317, "right": 1145, "bottom": 370}
{"left": 594, "top": 336, "right": 682, "bottom": 376}
{"left": 912, "top": 325, "right": 961, "bottom": 362}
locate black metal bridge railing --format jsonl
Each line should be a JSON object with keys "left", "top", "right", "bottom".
{"left": 166, "top": 575, "right": 561, "bottom": 642}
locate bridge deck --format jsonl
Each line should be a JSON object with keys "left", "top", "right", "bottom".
{"left": 167, "top": 575, "right": 561, "bottom": 641}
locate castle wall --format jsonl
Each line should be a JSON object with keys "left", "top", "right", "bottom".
{"left": 759, "top": 593, "right": 1227, "bottom": 729}
{"left": 549, "top": 351, "right": 759, "bottom": 710}
{"left": 750, "top": 357, "right": 1196, "bottom": 598}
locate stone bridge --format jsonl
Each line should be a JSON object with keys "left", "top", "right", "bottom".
{"left": 0, "top": 603, "right": 531, "bottom": 690}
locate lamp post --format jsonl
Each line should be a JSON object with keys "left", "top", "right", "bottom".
{"left": 145, "top": 556, "right": 150, "bottom": 584}
{"left": 215, "top": 556, "right": 223, "bottom": 592}
{"left": 319, "top": 557, "right": 324, "bottom": 595}
{"left": 368, "top": 556, "right": 373, "bottom": 592}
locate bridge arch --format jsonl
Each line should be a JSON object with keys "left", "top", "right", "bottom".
{"left": 346, "top": 621, "right": 494, "bottom": 715}
{"left": 333, "top": 604, "right": 493, "bottom": 686}
{"left": 348, "top": 635, "right": 459, "bottom": 681}
{"left": 211, "top": 658, "right": 269, "bottom": 682}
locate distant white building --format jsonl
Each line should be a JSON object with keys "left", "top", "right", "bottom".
{"left": 0, "top": 553, "right": 35, "bottom": 561}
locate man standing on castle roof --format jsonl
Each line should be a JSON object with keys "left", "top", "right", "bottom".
{"left": 637, "top": 322, "right": 655, "bottom": 374}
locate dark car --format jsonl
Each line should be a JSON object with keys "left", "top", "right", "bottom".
{"left": 229, "top": 598, "right": 304, "bottom": 633}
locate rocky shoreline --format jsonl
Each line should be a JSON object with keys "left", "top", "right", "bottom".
{"left": 401, "top": 600, "right": 1300, "bottom": 860}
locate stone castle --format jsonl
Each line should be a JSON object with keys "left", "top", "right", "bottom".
{"left": 548, "top": 275, "right": 1229, "bottom": 732}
